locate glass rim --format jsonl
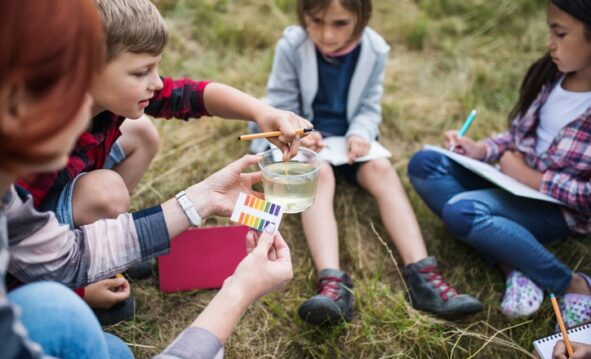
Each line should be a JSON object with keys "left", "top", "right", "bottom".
{"left": 258, "top": 147, "right": 322, "bottom": 178}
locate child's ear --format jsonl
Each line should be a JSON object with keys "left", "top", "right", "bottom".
{"left": 0, "top": 82, "right": 28, "bottom": 136}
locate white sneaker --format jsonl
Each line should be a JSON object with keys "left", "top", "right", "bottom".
{"left": 500, "top": 270, "right": 544, "bottom": 319}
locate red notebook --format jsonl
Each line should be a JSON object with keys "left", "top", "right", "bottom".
{"left": 158, "top": 225, "right": 249, "bottom": 292}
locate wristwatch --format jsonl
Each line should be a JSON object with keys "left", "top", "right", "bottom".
{"left": 175, "top": 190, "right": 202, "bottom": 227}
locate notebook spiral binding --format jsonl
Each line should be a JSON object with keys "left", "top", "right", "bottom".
{"left": 538, "top": 323, "right": 591, "bottom": 342}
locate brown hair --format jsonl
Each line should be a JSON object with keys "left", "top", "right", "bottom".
{"left": 95, "top": 0, "right": 168, "bottom": 61}
{"left": 0, "top": 0, "right": 105, "bottom": 172}
{"left": 297, "top": 0, "right": 372, "bottom": 41}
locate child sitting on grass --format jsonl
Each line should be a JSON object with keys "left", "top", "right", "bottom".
{"left": 408, "top": 0, "right": 591, "bottom": 327}
{"left": 17, "top": 0, "right": 311, "bottom": 326}
{"left": 253, "top": 0, "right": 482, "bottom": 324}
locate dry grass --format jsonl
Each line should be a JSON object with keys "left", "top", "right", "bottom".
{"left": 107, "top": 0, "right": 591, "bottom": 357}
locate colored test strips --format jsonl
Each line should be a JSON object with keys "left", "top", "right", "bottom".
{"left": 230, "top": 193, "right": 284, "bottom": 232}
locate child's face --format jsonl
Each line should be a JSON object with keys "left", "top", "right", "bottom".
{"left": 546, "top": 4, "right": 591, "bottom": 74}
{"left": 305, "top": 0, "right": 357, "bottom": 54}
{"left": 91, "top": 51, "right": 163, "bottom": 119}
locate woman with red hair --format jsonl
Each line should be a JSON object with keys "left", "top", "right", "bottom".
{"left": 1, "top": 0, "right": 293, "bottom": 357}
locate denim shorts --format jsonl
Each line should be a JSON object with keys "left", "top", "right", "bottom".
{"left": 53, "top": 140, "right": 126, "bottom": 228}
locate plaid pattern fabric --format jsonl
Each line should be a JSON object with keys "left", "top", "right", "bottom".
{"left": 18, "top": 77, "right": 210, "bottom": 209}
{"left": 481, "top": 77, "right": 591, "bottom": 234}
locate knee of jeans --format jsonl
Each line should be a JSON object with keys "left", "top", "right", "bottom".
{"left": 407, "top": 150, "right": 447, "bottom": 180}
{"left": 11, "top": 282, "right": 91, "bottom": 316}
{"left": 442, "top": 199, "right": 477, "bottom": 238}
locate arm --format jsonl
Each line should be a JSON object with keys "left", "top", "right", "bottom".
{"left": 8, "top": 155, "right": 264, "bottom": 287}
{"left": 156, "top": 227, "right": 293, "bottom": 358}
{"left": 540, "top": 170, "right": 591, "bottom": 213}
{"left": 479, "top": 131, "right": 514, "bottom": 163}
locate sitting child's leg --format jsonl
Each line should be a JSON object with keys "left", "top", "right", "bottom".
{"left": 7, "top": 281, "right": 132, "bottom": 359}
{"left": 108, "top": 115, "right": 159, "bottom": 191}
{"left": 299, "top": 162, "right": 354, "bottom": 325}
{"left": 442, "top": 188, "right": 571, "bottom": 317}
{"left": 358, "top": 158, "right": 483, "bottom": 319}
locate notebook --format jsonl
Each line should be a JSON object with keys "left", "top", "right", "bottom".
{"left": 533, "top": 322, "right": 591, "bottom": 359}
{"left": 319, "top": 136, "right": 392, "bottom": 166}
{"left": 158, "top": 225, "right": 249, "bottom": 292}
{"left": 424, "top": 144, "right": 565, "bottom": 205}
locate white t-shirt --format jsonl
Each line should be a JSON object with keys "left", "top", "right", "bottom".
{"left": 536, "top": 76, "right": 591, "bottom": 154}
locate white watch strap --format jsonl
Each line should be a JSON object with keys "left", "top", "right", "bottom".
{"left": 175, "top": 191, "right": 202, "bottom": 226}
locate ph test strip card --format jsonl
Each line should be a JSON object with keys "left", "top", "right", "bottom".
{"left": 230, "top": 193, "right": 284, "bottom": 232}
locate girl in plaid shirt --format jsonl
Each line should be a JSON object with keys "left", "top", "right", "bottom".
{"left": 409, "top": 0, "right": 591, "bottom": 326}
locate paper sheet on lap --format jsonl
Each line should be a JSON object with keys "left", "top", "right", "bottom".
{"left": 424, "top": 144, "right": 564, "bottom": 205}
{"left": 318, "top": 136, "right": 392, "bottom": 166}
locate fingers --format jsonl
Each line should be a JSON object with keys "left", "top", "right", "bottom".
{"left": 552, "top": 340, "right": 567, "bottom": 359}
{"left": 253, "top": 224, "right": 277, "bottom": 256}
{"left": 245, "top": 230, "right": 257, "bottom": 254}
{"left": 287, "top": 136, "right": 301, "bottom": 160}
{"left": 272, "top": 231, "right": 291, "bottom": 262}
{"left": 101, "top": 277, "right": 126, "bottom": 289}
{"left": 233, "top": 154, "right": 263, "bottom": 171}
{"left": 241, "top": 171, "right": 263, "bottom": 187}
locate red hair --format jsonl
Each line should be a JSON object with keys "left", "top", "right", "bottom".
{"left": 0, "top": 0, "right": 105, "bottom": 171}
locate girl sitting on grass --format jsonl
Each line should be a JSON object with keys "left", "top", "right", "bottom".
{"left": 253, "top": 0, "right": 482, "bottom": 325}
{"left": 408, "top": 0, "right": 591, "bottom": 327}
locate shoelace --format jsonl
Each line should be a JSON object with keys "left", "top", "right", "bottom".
{"left": 317, "top": 276, "right": 344, "bottom": 301}
{"left": 418, "top": 265, "right": 458, "bottom": 301}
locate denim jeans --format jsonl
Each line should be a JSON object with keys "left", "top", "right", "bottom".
{"left": 407, "top": 149, "right": 573, "bottom": 293}
{"left": 7, "top": 281, "right": 133, "bottom": 359}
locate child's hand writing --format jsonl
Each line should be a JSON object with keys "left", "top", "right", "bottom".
{"left": 300, "top": 131, "right": 324, "bottom": 152}
{"left": 255, "top": 108, "right": 313, "bottom": 160}
{"left": 444, "top": 131, "right": 486, "bottom": 160}
{"left": 552, "top": 340, "right": 591, "bottom": 359}
{"left": 347, "top": 135, "right": 370, "bottom": 164}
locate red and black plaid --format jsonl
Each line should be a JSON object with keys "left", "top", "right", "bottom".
{"left": 19, "top": 77, "right": 211, "bottom": 210}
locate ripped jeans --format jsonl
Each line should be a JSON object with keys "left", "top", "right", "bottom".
{"left": 407, "top": 149, "right": 572, "bottom": 294}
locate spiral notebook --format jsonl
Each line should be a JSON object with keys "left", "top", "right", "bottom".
{"left": 533, "top": 322, "right": 591, "bottom": 358}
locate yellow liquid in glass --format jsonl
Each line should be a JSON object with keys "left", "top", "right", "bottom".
{"left": 262, "top": 161, "right": 318, "bottom": 213}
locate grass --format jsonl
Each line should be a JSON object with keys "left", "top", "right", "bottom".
{"left": 108, "top": 0, "right": 591, "bottom": 357}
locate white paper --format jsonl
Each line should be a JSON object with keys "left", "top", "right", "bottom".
{"left": 318, "top": 136, "right": 392, "bottom": 166}
{"left": 533, "top": 322, "right": 591, "bottom": 359}
{"left": 424, "top": 144, "right": 564, "bottom": 205}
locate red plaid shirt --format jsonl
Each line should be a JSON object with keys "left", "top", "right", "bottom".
{"left": 19, "top": 77, "right": 210, "bottom": 209}
{"left": 481, "top": 76, "right": 591, "bottom": 234}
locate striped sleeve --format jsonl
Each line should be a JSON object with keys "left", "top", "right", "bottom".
{"left": 7, "top": 187, "right": 170, "bottom": 288}
{"left": 480, "top": 131, "right": 513, "bottom": 163}
{"left": 146, "top": 77, "right": 211, "bottom": 120}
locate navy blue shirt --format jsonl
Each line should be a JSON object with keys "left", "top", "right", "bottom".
{"left": 312, "top": 44, "right": 362, "bottom": 137}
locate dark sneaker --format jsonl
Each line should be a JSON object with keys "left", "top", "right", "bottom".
{"left": 298, "top": 269, "right": 354, "bottom": 325}
{"left": 403, "top": 256, "right": 483, "bottom": 319}
{"left": 93, "top": 296, "right": 136, "bottom": 327}
{"left": 125, "top": 259, "right": 153, "bottom": 280}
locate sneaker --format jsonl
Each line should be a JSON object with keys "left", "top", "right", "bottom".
{"left": 93, "top": 296, "right": 136, "bottom": 327}
{"left": 403, "top": 256, "right": 483, "bottom": 319}
{"left": 298, "top": 269, "right": 354, "bottom": 325}
{"left": 557, "top": 272, "right": 591, "bottom": 330}
{"left": 500, "top": 270, "right": 543, "bottom": 319}
{"left": 125, "top": 260, "right": 153, "bottom": 280}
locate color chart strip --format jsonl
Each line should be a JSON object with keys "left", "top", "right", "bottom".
{"left": 231, "top": 193, "right": 284, "bottom": 232}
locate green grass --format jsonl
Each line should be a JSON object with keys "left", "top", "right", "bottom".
{"left": 109, "top": 0, "right": 591, "bottom": 357}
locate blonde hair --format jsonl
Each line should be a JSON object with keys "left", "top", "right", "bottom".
{"left": 95, "top": 0, "right": 168, "bottom": 61}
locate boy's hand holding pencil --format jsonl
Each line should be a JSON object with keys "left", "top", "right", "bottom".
{"left": 253, "top": 108, "right": 313, "bottom": 160}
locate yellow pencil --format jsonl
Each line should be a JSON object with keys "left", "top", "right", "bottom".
{"left": 550, "top": 293, "right": 574, "bottom": 357}
{"left": 237, "top": 128, "right": 313, "bottom": 141}
{"left": 115, "top": 273, "right": 124, "bottom": 280}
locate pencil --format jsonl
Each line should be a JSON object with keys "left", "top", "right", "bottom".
{"left": 238, "top": 128, "right": 314, "bottom": 141}
{"left": 449, "top": 109, "right": 478, "bottom": 151}
{"left": 550, "top": 293, "right": 574, "bottom": 357}
{"left": 115, "top": 273, "right": 124, "bottom": 280}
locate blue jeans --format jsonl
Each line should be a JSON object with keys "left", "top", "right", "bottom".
{"left": 407, "top": 149, "right": 572, "bottom": 293}
{"left": 7, "top": 281, "right": 133, "bottom": 359}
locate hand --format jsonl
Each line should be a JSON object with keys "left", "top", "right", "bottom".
{"left": 444, "top": 131, "right": 486, "bottom": 160}
{"left": 552, "top": 340, "right": 591, "bottom": 359}
{"left": 186, "top": 154, "right": 263, "bottom": 218}
{"left": 83, "top": 277, "right": 130, "bottom": 309}
{"left": 347, "top": 135, "right": 370, "bottom": 164}
{"left": 499, "top": 151, "right": 543, "bottom": 189}
{"left": 254, "top": 107, "right": 313, "bottom": 160}
{"left": 225, "top": 225, "right": 293, "bottom": 302}
{"left": 300, "top": 131, "right": 324, "bottom": 152}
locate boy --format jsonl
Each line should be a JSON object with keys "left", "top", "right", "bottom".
{"left": 18, "top": 0, "right": 310, "bottom": 325}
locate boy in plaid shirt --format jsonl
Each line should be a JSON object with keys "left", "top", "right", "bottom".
{"left": 18, "top": 0, "right": 310, "bottom": 323}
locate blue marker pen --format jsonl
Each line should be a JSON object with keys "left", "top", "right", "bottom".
{"left": 449, "top": 109, "right": 478, "bottom": 151}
